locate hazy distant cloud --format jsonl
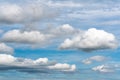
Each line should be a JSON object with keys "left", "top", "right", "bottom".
{"left": 47, "top": 1, "right": 83, "bottom": 8}
{"left": 0, "top": 54, "right": 76, "bottom": 73}
{"left": 82, "top": 55, "right": 106, "bottom": 64}
{"left": 45, "top": 24, "right": 81, "bottom": 37}
{"left": 60, "top": 28, "right": 118, "bottom": 51}
{"left": 0, "top": 43, "right": 14, "bottom": 54}
{"left": 92, "top": 65, "right": 114, "bottom": 73}
{"left": 2, "top": 30, "right": 53, "bottom": 44}
{"left": 92, "top": 62, "right": 120, "bottom": 73}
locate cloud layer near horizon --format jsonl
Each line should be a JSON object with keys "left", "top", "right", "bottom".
{"left": 0, "top": 54, "right": 76, "bottom": 73}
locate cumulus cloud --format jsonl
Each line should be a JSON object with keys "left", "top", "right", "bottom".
{"left": 0, "top": 54, "right": 76, "bottom": 73}
{"left": 0, "top": 2, "right": 51, "bottom": 24}
{"left": 1, "top": 24, "right": 81, "bottom": 47}
{"left": 60, "top": 28, "right": 118, "bottom": 51}
{"left": 82, "top": 55, "right": 106, "bottom": 64}
{"left": 1, "top": 30, "right": 53, "bottom": 44}
{"left": 45, "top": 24, "right": 80, "bottom": 37}
{"left": 0, "top": 43, "right": 14, "bottom": 54}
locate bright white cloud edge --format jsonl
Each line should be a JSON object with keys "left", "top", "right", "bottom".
{"left": 60, "top": 28, "right": 118, "bottom": 51}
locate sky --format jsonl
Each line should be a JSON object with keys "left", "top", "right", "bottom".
{"left": 0, "top": 0, "right": 120, "bottom": 80}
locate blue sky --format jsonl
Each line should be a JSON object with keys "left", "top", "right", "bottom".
{"left": 0, "top": 0, "right": 120, "bottom": 80}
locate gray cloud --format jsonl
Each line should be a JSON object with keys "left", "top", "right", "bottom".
{"left": 0, "top": 2, "right": 53, "bottom": 24}
{"left": 0, "top": 54, "right": 76, "bottom": 73}
{"left": 0, "top": 43, "right": 14, "bottom": 54}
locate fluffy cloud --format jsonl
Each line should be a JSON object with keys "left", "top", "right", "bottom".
{"left": 46, "top": 24, "right": 80, "bottom": 37}
{"left": 0, "top": 54, "right": 76, "bottom": 72}
{"left": 1, "top": 24, "right": 80, "bottom": 47}
{"left": 0, "top": 43, "right": 14, "bottom": 54}
{"left": 60, "top": 28, "right": 118, "bottom": 51}
{"left": 82, "top": 55, "right": 106, "bottom": 64}
{"left": 0, "top": 2, "right": 50, "bottom": 24}
{"left": 1, "top": 30, "right": 53, "bottom": 44}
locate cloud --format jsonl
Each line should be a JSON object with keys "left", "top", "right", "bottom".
{"left": 0, "top": 43, "right": 14, "bottom": 54}
{"left": 47, "top": 1, "right": 83, "bottom": 8}
{"left": 0, "top": 2, "right": 51, "bottom": 24}
{"left": 1, "top": 30, "right": 53, "bottom": 44}
{"left": 1, "top": 24, "right": 81, "bottom": 48}
{"left": 92, "top": 62, "right": 120, "bottom": 73}
{"left": 60, "top": 28, "right": 118, "bottom": 51}
{"left": 45, "top": 24, "right": 80, "bottom": 37}
{"left": 92, "top": 65, "right": 114, "bottom": 73}
{"left": 0, "top": 54, "right": 76, "bottom": 73}
{"left": 82, "top": 55, "right": 106, "bottom": 64}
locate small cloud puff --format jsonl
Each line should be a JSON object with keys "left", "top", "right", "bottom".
{"left": 0, "top": 54, "right": 76, "bottom": 73}
{"left": 60, "top": 28, "right": 118, "bottom": 51}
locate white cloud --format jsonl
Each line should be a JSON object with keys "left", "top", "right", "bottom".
{"left": 47, "top": 1, "right": 83, "bottom": 8}
{"left": 60, "top": 28, "right": 118, "bottom": 51}
{"left": 0, "top": 43, "right": 14, "bottom": 54}
{"left": 1, "top": 24, "right": 81, "bottom": 48}
{"left": 82, "top": 55, "right": 106, "bottom": 64}
{"left": 0, "top": 54, "right": 15, "bottom": 64}
{"left": 0, "top": 3, "right": 50, "bottom": 24}
{"left": 48, "top": 63, "right": 76, "bottom": 71}
{"left": 92, "top": 62, "right": 120, "bottom": 73}
{"left": 0, "top": 54, "right": 76, "bottom": 72}
{"left": 46, "top": 24, "right": 80, "bottom": 37}
{"left": 92, "top": 65, "right": 114, "bottom": 73}
{"left": 2, "top": 30, "right": 53, "bottom": 44}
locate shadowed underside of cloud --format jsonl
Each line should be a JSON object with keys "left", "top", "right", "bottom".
{"left": 0, "top": 54, "right": 76, "bottom": 73}
{"left": 60, "top": 28, "right": 118, "bottom": 52}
